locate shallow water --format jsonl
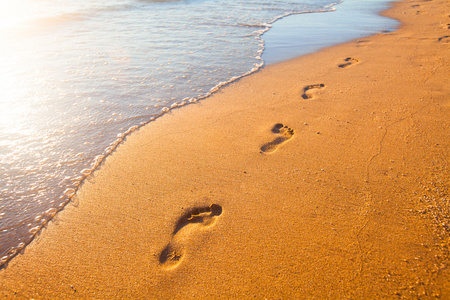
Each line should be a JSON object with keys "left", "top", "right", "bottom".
{"left": 263, "top": 0, "right": 399, "bottom": 64}
{"left": 0, "top": 0, "right": 397, "bottom": 267}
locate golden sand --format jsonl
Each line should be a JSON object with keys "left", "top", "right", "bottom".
{"left": 1, "top": 0, "right": 449, "bottom": 298}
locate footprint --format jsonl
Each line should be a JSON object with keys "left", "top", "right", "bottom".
{"left": 338, "top": 57, "right": 360, "bottom": 68}
{"left": 301, "top": 84, "right": 325, "bottom": 100}
{"left": 438, "top": 36, "right": 450, "bottom": 43}
{"left": 173, "top": 204, "right": 223, "bottom": 235}
{"left": 356, "top": 40, "right": 372, "bottom": 48}
{"left": 159, "top": 244, "right": 185, "bottom": 269}
{"left": 260, "top": 123, "right": 295, "bottom": 153}
{"left": 159, "top": 204, "right": 222, "bottom": 270}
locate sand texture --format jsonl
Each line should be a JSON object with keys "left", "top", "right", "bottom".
{"left": 1, "top": 0, "right": 449, "bottom": 298}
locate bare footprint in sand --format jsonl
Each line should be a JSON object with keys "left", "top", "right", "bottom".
{"left": 356, "top": 39, "right": 372, "bottom": 48}
{"left": 438, "top": 36, "right": 450, "bottom": 43}
{"left": 159, "top": 204, "right": 222, "bottom": 270}
{"left": 301, "top": 84, "right": 325, "bottom": 100}
{"left": 338, "top": 57, "right": 360, "bottom": 68}
{"left": 260, "top": 123, "right": 294, "bottom": 153}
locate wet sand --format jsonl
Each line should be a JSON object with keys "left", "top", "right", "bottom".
{"left": 1, "top": 0, "right": 449, "bottom": 298}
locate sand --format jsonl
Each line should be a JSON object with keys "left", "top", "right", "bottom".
{"left": 1, "top": 0, "right": 449, "bottom": 298}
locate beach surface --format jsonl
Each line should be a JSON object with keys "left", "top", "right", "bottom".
{"left": 1, "top": 0, "right": 449, "bottom": 298}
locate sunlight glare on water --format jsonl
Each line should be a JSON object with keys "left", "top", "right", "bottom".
{"left": 0, "top": 0, "right": 39, "bottom": 29}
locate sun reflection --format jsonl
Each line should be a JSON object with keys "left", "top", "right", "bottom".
{"left": 0, "top": 0, "right": 40, "bottom": 30}
{"left": 0, "top": 0, "right": 40, "bottom": 137}
{"left": 0, "top": 73, "right": 36, "bottom": 139}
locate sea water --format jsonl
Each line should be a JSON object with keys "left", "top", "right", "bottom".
{"left": 0, "top": 0, "right": 398, "bottom": 267}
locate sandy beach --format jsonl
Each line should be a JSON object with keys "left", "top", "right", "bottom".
{"left": 1, "top": 0, "right": 449, "bottom": 298}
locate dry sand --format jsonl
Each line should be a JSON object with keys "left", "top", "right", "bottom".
{"left": 1, "top": 0, "right": 449, "bottom": 298}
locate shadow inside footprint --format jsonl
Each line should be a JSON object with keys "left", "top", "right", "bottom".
{"left": 338, "top": 57, "right": 359, "bottom": 68}
{"left": 159, "top": 203, "right": 223, "bottom": 270}
{"left": 261, "top": 123, "right": 294, "bottom": 153}
{"left": 438, "top": 36, "right": 450, "bottom": 43}
{"left": 173, "top": 204, "right": 223, "bottom": 235}
{"left": 271, "top": 123, "right": 284, "bottom": 133}
{"left": 159, "top": 244, "right": 184, "bottom": 269}
{"left": 302, "top": 84, "right": 325, "bottom": 99}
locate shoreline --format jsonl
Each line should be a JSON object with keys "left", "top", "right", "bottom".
{"left": 1, "top": 0, "right": 449, "bottom": 298}
{"left": 262, "top": 0, "right": 400, "bottom": 64}
{"left": 0, "top": 0, "right": 401, "bottom": 269}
